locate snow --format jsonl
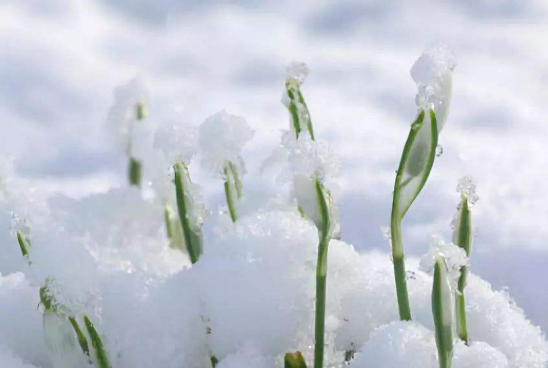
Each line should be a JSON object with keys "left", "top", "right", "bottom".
{"left": 198, "top": 110, "right": 254, "bottom": 176}
{"left": 411, "top": 46, "right": 456, "bottom": 132}
{"left": 420, "top": 236, "right": 469, "bottom": 290}
{"left": 0, "top": 7, "right": 547, "bottom": 367}
{"left": 286, "top": 62, "right": 309, "bottom": 85}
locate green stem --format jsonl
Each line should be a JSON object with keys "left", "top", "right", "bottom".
{"left": 224, "top": 165, "right": 237, "bottom": 223}
{"left": 313, "top": 178, "right": 332, "bottom": 368}
{"left": 455, "top": 292, "right": 468, "bottom": 344}
{"left": 83, "top": 315, "right": 111, "bottom": 368}
{"left": 174, "top": 162, "right": 202, "bottom": 264}
{"left": 69, "top": 317, "right": 91, "bottom": 359}
{"left": 390, "top": 218, "right": 412, "bottom": 321}
{"left": 455, "top": 198, "right": 471, "bottom": 344}
{"left": 314, "top": 235, "right": 329, "bottom": 368}
{"left": 128, "top": 157, "right": 142, "bottom": 187}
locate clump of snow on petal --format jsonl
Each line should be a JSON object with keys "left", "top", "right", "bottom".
{"left": 286, "top": 61, "right": 309, "bottom": 84}
{"left": 198, "top": 111, "right": 254, "bottom": 175}
{"left": 411, "top": 46, "right": 456, "bottom": 131}
{"left": 154, "top": 121, "right": 198, "bottom": 166}
{"left": 420, "top": 236, "right": 468, "bottom": 290}
{"left": 283, "top": 134, "right": 340, "bottom": 183}
{"left": 457, "top": 175, "right": 479, "bottom": 205}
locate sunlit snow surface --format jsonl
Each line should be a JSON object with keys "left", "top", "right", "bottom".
{"left": 1, "top": 0, "right": 548, "bottom": 366}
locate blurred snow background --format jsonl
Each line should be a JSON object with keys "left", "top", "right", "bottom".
{"left": 0, "top": 0, "right": 547, "bottom": 334}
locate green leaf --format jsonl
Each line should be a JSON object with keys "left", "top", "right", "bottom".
{"left": 174, "top": 162, "right": 203, "bottom": 264}
{"left": 284, "top": 351, "right": 307, "bottom": 368}
{"left": 83, "top": 315, "right": 111, "bottom": 368}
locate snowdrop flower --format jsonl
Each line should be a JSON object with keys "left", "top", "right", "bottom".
{"left": 198, "top": 111, "right": 254, "bottom": 176}
{"left": 199, "top": 110, "right": 253, "bottom": 222}
{"left": 282, "top": 61, "right": 314, "bottom": 140}
{"left": 420, "top": 236, "right": 468, "bottom": 291}
{"left": 390, "top": 47, "right": 457, "bottom": 321}
{"left": 107, "top": 78, "right": 149, "bottom": 187}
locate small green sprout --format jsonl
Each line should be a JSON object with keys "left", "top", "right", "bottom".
{"left": 223, "top": 160, "right": 242, "bottom": 222}
{"left": 433, "top": 256, "right": 454, "bottom": 368}
{"left": 390, "top": 108, "right": 438, "bottom": 320}
{"left": 174, "top": 162, "right": 204, "bottom": 264}
{"left": 284, "top": 351, "right": 308, "bottom": 368}
{"left": 453, "top": 177, "right": 476, "bottom": 344}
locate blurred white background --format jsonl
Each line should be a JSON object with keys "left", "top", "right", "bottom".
{"left": 1, "top": 1, "right": 547, "bottom": 333}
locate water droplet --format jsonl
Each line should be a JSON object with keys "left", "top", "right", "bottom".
{"left": 436, "top": 144, "right": 444, "bottom": 157}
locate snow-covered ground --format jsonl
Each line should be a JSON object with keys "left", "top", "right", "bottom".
{"left": 0, "top": 1, "right": 547, "bottom": 366}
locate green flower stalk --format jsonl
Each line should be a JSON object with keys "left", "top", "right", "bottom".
{"left": 283, "top": 62, "right": 337, "bottom": 368}
{"left": 312, "top": 178, "right": 334, "bottom": 368}
{"left": 453, "top": 177, "right": 477, "bottom": 344}
{"left": 284, "top": 351, "right": 308, "bottom": 368}
{"left": 390, "top": 109, "right": 438, "bottom": 320}
{"left": 390, "top": 46, "right": 456, "bottom": 321}
{"left": 433, "top": 256, "right": 454, "bottom": 368}
{"left": 223, "top": 160, "right": 242, "bottom": 222}
{"left": 174, "top": 162, "right": 204, "bottom": 264}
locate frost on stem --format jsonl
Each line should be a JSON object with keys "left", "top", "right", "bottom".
{"left": 199, "top": 111, "right": 253, "bottom": 221}
{"left": 174, "top": 162, "right": 205, "bottom": 264}
{"left": 451, "top": 176, "right": 477, "bottom": 344}
{"left": 432, "top": 256, "right": 454, "bottom": 368}
{"left": 282, "top": 61, "right": 315, "bottom": 140}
